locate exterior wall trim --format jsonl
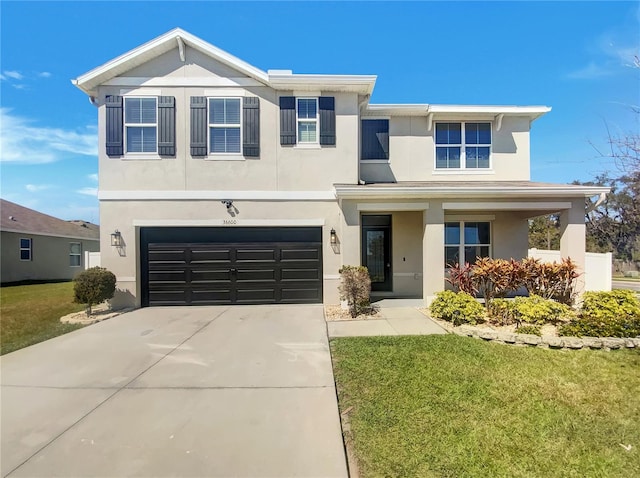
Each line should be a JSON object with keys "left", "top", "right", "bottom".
{"left": 1, "top": 229, "right": 100, "bottom": 241}
{"left": 132, "top": 219, "right": 326, "bottom": 227}
{"left": 443, "top": 201, "right": 572, "bottom": 210}
{"left": 356, "top": 202, "right": 430, "bottom": 211}
{"left": 445, "top": 214, "right": 496, "bottom": 221}
{"left": 99, "top": 190, "right": 337, "bottom": 201}
{"left": 104, "top": 77, "right": 264, "bottom": 88}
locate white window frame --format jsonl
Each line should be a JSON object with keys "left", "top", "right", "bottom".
{"left": 124, "top": 96, "right": 158, "bottom": 155}
{"left": 208, "top": 97, "right": 242, "bottom": 157}
{"left": 444, "top": 221, "right": 492, "bottom": 267}
{"left": 69, "top": 242, "right": 82, "bottom": 268}
{"left": 435, "top": 122, "right": 492, "bottom": 171}
{"left": 296, "top": 97, "right": 319, "bottom": 145}
{"left": 19, "top": 237, "right": 32, "bottom": 261}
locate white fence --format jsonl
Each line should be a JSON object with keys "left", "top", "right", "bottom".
{"left": 84, "top": 251, "right": 101, "bottom": 269}
{"left": 528, "top": 249, "right": 612, "bottom": 291}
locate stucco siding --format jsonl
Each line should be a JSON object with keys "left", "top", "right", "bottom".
{"left": 100, "top": 199, "right": 345, "bottom": 308}
{"left": 360, "top": 115, "right": 531, "bottom": 183}
{"left": 1, "top": 232, "right": 99, "bottom": 283}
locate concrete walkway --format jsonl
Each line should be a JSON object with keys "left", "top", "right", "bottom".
{"left": 1, "top": 305, "right": 347, "bottom": 478}
{"left": 327, "top": 305, "right": 447, "bottom": 338}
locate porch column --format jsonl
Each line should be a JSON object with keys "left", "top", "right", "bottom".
{"left": 559, "top": 198, "right": 586, "bottom": 296}
{"left": 423, "top": 200, "right": 445, "bottom": 305}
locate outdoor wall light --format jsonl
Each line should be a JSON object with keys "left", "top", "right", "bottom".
{"left": 330, "top": 228, "right": 337, "bottom": 245}
{"left": 110, "top": 230, "right": 123, "bottom": 247}
{"left": 221, "top": 200, "right": 234, "bottom": 210}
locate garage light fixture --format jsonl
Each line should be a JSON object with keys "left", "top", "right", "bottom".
{"left": 110, "top": 230, "right": 123, "bottom": 247}
{"left": 330, "top": 228, "right": 337, "bottom": 245}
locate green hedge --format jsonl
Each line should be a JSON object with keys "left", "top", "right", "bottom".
{"left": 429, "top": 291, "right": 485, "bottom": 326}
{"left": 559, "top": 290, "right": 640, "bottom": 338}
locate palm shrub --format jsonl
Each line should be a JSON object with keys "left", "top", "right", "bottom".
{"left": 73, "top": 267, "right": 116, "bottom": 316}
{"left": 429, "top": 290, "right": 485, "bottom": 326}
{"left": 559, "top": 290, "right": 640, "bottom": 338}
{"left": 338, "top": 265, "right": 372, "bottom": 318}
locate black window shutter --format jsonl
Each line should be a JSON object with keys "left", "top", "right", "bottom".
{"left": 105, "top": 95, "right": 123, "bottom": 156}
{"left": 190, "top": 96, "right": 207, "bottom": 156}
{"left": 243, "top": 97, "right": 260, "bottom": 157}
{"left": 279, "top": 96, "right": 296, "bottom": 145}
{"left": 361, "top": 119, "right": 389, "bottom": 160}
{"left": 319, "top": 96, "right": 336, "bottom": 146}
{"left": 158, "top": 96, "right": 176, "bottom": 156}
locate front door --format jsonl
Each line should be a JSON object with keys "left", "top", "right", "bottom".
{"left": 361, "top": 215, "right": 392, "bottom": 291}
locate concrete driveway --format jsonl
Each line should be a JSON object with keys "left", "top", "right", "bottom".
{"left": 1, "top": 305, "right": 348, "bottom": 477}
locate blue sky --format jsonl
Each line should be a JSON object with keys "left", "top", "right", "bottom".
{"left": 1, "top": 1, "right": 638, "bottom": 224}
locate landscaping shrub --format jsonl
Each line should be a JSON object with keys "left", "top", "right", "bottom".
{"left": 559, "top": 290, "right": 640, "bottom": 338}
{"left": 446, "top": 262, "right": 477, "bottom": 295}
{"left": 429, "top": 291, "right": 485, "bottom": 326}
{"left": 472, "top": 258, "right": 523, "bottom": 309}
{"left": 338, "top": 265, "right": 372, "bottom": 318}
{"left": 511, "top": 295, "right": 573, "bottom": 326}
{"left": 515, "top": 325, "right": 541, "bottom": 336}
{"left": 73, "top": 267, "right": 116, "bottom": 315}
{"left": 489, "top": 295, "right": 572, "bottom": 326}
{"left": 488, "top": 298, "right": 514, "bottom": 326}
{"left": 521, "top": 257, "right": 579, "bottom": 305}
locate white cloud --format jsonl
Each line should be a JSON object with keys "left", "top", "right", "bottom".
{"left": 0, "top": 73, "right": 5, "bottom": 81}
{"left": 11, "top": 84, "right": 27, "bottom": 90}
{"left": 25, "top": 184, "right": 53, "bottom": 192}
{"left": 0, "top": 108, "right": 97, "bottom": 164}
{"left": 3, "top": 70, "right": 24, "bottom": 80}
{"left": 76, "top": 187, "right": 98, "bottom": 196}
{"left": 566, "top": 62, "right": 614, "bottom": 80}
{"left": 38, "top": 71, "right": 52, "bottom": 78}
{"left": 88, "top": 173, "right": 98, "bottom": 182}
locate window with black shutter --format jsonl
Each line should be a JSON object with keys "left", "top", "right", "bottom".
{"left": 361, "top": 119, "right": 389, "bottom": 160}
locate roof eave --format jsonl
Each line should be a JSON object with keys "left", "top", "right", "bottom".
{"left": 334, "top": 185, "right": 610, "bottom": 199}
{"left": 268, "top": 74, "right": 377, "bottom": 95}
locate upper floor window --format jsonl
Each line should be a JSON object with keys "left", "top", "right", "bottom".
{"left": 445, "top": 221, "right": 491, "bottom": 267}
{"left": 361, "top": 119, "right": 389, "bottom": 160}
{"left": 297, "top": 98, "right": 318, "bottom": 144}
{"left": 124, "top": 97, "right": 157, "bottom": 153}
{"left": 209, "top": 98, "right": 241, "bottom": 154}
{"left": 20, "top": 238, "right": 32, "bottom": 261}
{"left": 436, "top": 122, "right": 491, "bottom": 169}
{"left": 69, "top": 242, "right": 82, "bottom": 267}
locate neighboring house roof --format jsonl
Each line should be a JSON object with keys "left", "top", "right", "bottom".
{"left": 334, "top": 181, "right": 610, "bottom": 199}
{"left": 0, "top": 199, "right": 100, "bottom": 241}
{"left": 72, "top": 28, "right": 377, "bottom": 96}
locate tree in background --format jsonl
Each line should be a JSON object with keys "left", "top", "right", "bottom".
{"left": 528, "top": 214, "right": 561, "bottom": 250}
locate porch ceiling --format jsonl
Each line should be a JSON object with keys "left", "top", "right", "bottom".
{"left": 334, "top": 181, "right": 610, "bottom": 200}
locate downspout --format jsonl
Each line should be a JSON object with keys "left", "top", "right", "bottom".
{"left": 586, "top": 192, "right": 607, "bottom": 213}
{"left": 357, "top": 95, "right": 370, "bottom": 185}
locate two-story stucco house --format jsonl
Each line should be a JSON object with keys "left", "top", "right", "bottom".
{"left": 73, "top": 28, "right": 608, "bottom": 309}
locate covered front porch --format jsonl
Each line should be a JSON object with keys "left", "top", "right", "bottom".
{"left": 334, "top": 181, "right": 609, "bottom": 305}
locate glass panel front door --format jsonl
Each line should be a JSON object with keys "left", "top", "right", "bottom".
{"left": 362, "top": 215, "right": 392, "bottom": 291}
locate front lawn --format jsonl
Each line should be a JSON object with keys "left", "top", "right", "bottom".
{"left": 332, "top": 335, "right": 640, "bottom": 477}
{"left": 0, "top": 282, "right": 85, "bottom": 355}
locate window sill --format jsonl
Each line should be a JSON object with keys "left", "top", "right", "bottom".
{"left": 360, "top": 159, "right": 390, "bottom": 164}
{"left": 294, "top": 143, "right": 321, "bottom": 150}
{"left": 122, "top": 155, "right": 163, "bottom": 161}
{"left": 204, "top": 155, "right": 246, "bottom": 161}
{"left": 432, "top": 169, "right": 494, "bottom": 175}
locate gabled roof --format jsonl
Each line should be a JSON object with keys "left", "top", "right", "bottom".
{"left": 0, "top": 199, "right": 100, "bottom": 240}
{"left": 73, "top": 28, "right": 377, "bottom": 96}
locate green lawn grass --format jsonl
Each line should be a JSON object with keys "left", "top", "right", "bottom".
{"left": 0, "top": 282, "right": 85, "bottom": 355}
{"left": 332, "top": 335, "right": 640, "bottom": 477}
